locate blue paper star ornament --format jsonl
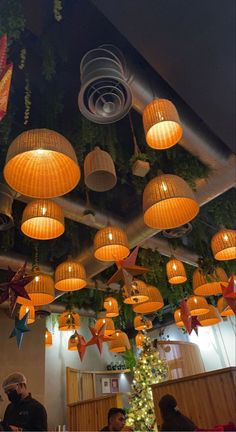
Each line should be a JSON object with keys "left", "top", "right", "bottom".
{"left": 10, "top": 311, "right": 30, "bottom": 348}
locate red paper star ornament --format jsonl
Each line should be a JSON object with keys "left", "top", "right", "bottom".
{"left": 0, "top": 262, "right": 33, "bottom": 314}
{"left": 77, "top": 335, "right": 87, "bottom": 361}
{"left": 180, "top": 300, "right": 192, "bottom": 334}
{"left": 221, "top": 276, "right": 236, "bottom": 314}
{"left": 107, "top": 246, "right": 149, "bottom": 285}
{"left": 86, "top": 324, "right": 110, "bottom": 354}
{"left": 191, "top": 316, "right": 201, "bottom": 335}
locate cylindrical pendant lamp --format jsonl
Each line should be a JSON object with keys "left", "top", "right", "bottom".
{"left": 95, "top": 317, "right": 115, "bottom": 336}
{"left": 104, "top": 297, "right": 119, "bottom": 317}
{"left": 174, "top": 308, "right": 184, "bottom": 327}
{"left": 134, "top": 315, "right": 152, "bottom": 331}
{"left": 123, "top": 279, "right": 149, "bottom": 304}
{"left": 133, "top": 285, "right": 164, "bottom": 314}
{"left": 166, "top": 258, "right": 187, "bottom": 284}
{"left": 198, "top": 305, "right": 222, "bottom": 326}
{"left": 109, "top": 330, "right": 130, "bottom": 353}
{"left": 187, "top": 296, "right": 209, "bottom": 316}
{"left": 58, "top": 311, "right": 80, "bottom": 331}
{"left": 45, "top": 329, "right": 53, "bottom": 347}
{"left": 68, "top": 331, "right": 79, "bottom": 350}
{"left": 211, "top": 229, "right": 236, "bottom": 261}
{"left": 217, "top": 297, "right": 234, "bottom": 317}
{"left": 55, "top": 260, "right": 87, "bottom": 291}
{"left": 84, "top": 147, "right": 117, "bottom": 192}
{"left": 94, "top": 226, "right": 129, "bottom": 262}
{"left": 19, "top": 304, "right": 35, "bottom": 324}
{"left": 135, "top": 332, "right": 145, "bottom": 348}
{"left": 193, "top": 267, "right": 228, "bottom": 296}
{"left": 17, "top": 272, "right": 55, "bottom": 306}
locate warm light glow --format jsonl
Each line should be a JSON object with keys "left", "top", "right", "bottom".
{"left": 223, "top": 234, "right": 229, "bottom": 241}
{"left": 58, "top": 311, "right": 80, "bottom": 331}
{"left": 95, "top": 317, "right": 115, "bottom": 336}
{"left": 45, "top": 329, "right": 53, "bottom": 347}
{"left": 94, "top": 226, "right": 129, "bottom": 262}
{"left": 166, "top": 258, "right": 187, "bottom": 285}
{"left": 104, "top": 297, "right": 119, "bottom": 317}
{"left": 17, "top": 272, "right": 55, "bottom": 306}
{"left": 161, "top": 181, "right": 168, "bottom": 192}
{"left": 55, "top": 260, "right": 87, "bottom": 291}
{"left": 133, "top": 285, "right": 164, "bottom": 313}
{"left": 211, "top": 228, "right": 236, "bottom": 261}
{"left": 35, "top": 276, "right": 40, "bottom": 282}
{"left": 217, "top": 296, "right": 234, "bottom": 316}
{"left": 41, "top": 206, "right": 47, "bottom": 215}
{"left": 199, "top": 305, "right": 222, "bottom": 326}
{"left": 109, "top": 330, "right": 130, "bottom": 352}
{"left": 108, "top": 232, "right": 113, "bottom": 240}
{"left": 172, "top": 263, "right": 177, "bottom": 271}
{"left": 193, "top": 267, "right": 228, "bottom": 296}
{"left": 123, "top": 279, "right": 149, "bottom": 304}
{"left": 187, "top": 296, "right": 209, "bottom": 316}
{"left": 36, "top": 148, "right": 45, "bottom": 155}
{"left": 19, "top": 304, "right": 35, "bottom": 324}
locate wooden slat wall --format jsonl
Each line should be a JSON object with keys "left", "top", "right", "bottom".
{"left": 66, "top": 367, "right": 80, "bottom": 405}
{"left": 81, "top": 372, "right": 95, "bottom": 400}
{"left": 68, "top": 393, "right": 122, "bottom": 431}
{"left": 152, "top": 367, "right": 236, "bottom": 429}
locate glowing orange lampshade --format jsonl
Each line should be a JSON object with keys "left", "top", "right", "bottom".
{"left": 143, "top": 173, "right": 199, "bottom": 229}
{"left": 135, "top": 332, "right": 145, "bottom": 348}
{"left": 109, "top": 330, "right": 130, "bottom": 353}
{"left": 133, "top": 285, "right": 164, "bottom": 313}
{"left": 68, "top": 331, "right": 79, "bottom": 350}
{"left": 199, "top": 305, "right": 222, "bottom": 326}
{"left": 21, "top": 199, "right": 64, "bottom": 240}
{"left": 19, "top": 304, "right": 35, "bottom": 324}
{"left": 134, "top": 315, "right": 152, "bottom": 331}
{"left": 94, "top": 226, "right": 129, "bottom": 262}
{"left": 58, "top": 311, "right": 80, "bottom": 331}
{"left": 174, "top": 308, "right": 184, "bottom": 327}
{"left": 17, "top": 272, "right": 55, "bottom": 306}
{"left": 211, "top": 229, "right": 236, "bottom": 261}
{"left": 187, "top": 296, "right": 209, "bottom": 316}
{"left": 143, "top": 99, "right": 183, "bottom": 150}
{"left": 193, "top": 267, "right": 228, "bottom": 296}
{"left": 95, "top": 317, "right": 115, "bottom": 336}
{"left": 4, "top": 129, "right": 81, "bottom": 198}
{"left": 104, "top": 297, "right": 119, "bottom": 317}
{"left": 55, "top": 260, "right": 87, "bottom": 291}
{"left": 123, "top": 279, "right": 149, "bottom": 304}
{"left": 166, "top": 258, "right": 187, "bottom": 284}
{"left": 45, "top": 329, "right": 52, "bottom": 347}
{"left": 217, "top": 297, "right": 234, "bottom": 317}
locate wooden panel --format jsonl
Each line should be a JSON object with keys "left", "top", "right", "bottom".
{"left": 81, "top": 372, "right": 95, "bottom": 400}
{"left": 66, "top": 367, "right": 79, "bottom": 405}
{"left": 152, "top": 367, "right": 236, "bottom": 429}
{"left": 68, "top": 393, "right": 123, "bottom": 431}
{"left": 157, "top": 340, "right": 205, "bottom": 378}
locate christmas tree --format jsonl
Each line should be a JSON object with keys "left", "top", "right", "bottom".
{"left": 127, "top": 335, "right": 168, "bottom": 431}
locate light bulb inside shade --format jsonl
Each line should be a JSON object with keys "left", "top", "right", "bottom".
{"left": 68, "top": 265, "right": 72, "bottom": 272}
{"left": 109, "top": 301, "right": 112, "bottom": 307}
{"left": 36, "top": 148, "right": 45, "bottom": 155}
{"left": 41, "top": 206, "right": 47, "bottom": 215}
{"left": 223, "top": 234, "right": 229, "bottom": 242}
{"left": 35, "top": 275, "right": 40, "bottom": 282}
{"left": 108, "top": 232, "right": 113, "bottom": 240}
{"left": 172, "top": 263, "right": 177, "bottom": 271}
{"left": 161, "top": 181, "right": 168, "bottom": 192}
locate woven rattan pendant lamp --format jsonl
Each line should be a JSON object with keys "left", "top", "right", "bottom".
{"left": 135, "top": 332, "right": 145, "bottom": 349}
{"left": 133, "top": 285, "right": 164, "bottom": 313}
{"left": 55, "top": 260, "right": 87, "bottom": 291}
{"left": 4, "top": 129, "right": 80, "bottom": 198}
{"left": 217, "top": 297, "right": 234, "bottom": 316}
{"left": 19, "top": 304, "right": 35, "bottom": 324}
{"left": 84, "top": 147, "right": 117, "bottom": 192}
{"left": 45, "top": 329, "right": 53, "bottom": 347}
{"left": 143, "top": 99, "right": 183, "bottom": 150}
{"left": 134, "top": 315, "right": 152, "bottom": 331}
{"left": 174, "top": 308, "right": 184, "bottom": 327}
{"left": 21, "top": 199, "right": 65, "bottom": 240}
{"left": 193, "top": 267, "right": 228, "bottom": 296}
{"left": 123, "top": 279, "right": 149, "bottom": 304}
{"left": 187, "top": 295, "right": 209, "bottom": 316}
{"left": 95, "top": 317, "right": 115, "bottom": 336}
{"left": 166, "top": 258, "right": 187, "bottom": 285}
{"left": 94, "top": 226, "right": 129, "bottom": 262}
{"left": 109, "top": 330, "right": 130, "bottom": 353}
{"left": 68, "top": 331, "right": 79, "bottom": 350}
{"left": 104, "top": 297, "right": 119, "bottom": 317}
{"left": 58, "top": 311, "right": 80, "bottom": 331}
{"left": 17, "top": 270, "right": 55, "bottom": 306}
{"left": 199, "top": 305, "right": 222, "bottom": 326}
{"left": 143, "top": 173, "right": 199, "bottom": 229}
{"left": 211, "top": 228, "right": 236, "bottom": 261}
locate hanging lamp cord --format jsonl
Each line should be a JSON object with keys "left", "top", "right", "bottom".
{"left": 128, "top": 111, "right": 140, "bottom": 155}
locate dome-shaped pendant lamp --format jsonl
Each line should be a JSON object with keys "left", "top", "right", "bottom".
{"left": 104, "top": 297, "right": 119, "bottom": 317}
{"left": 68, "top": 331, "right": 79, "bottom": 350}
{"left": 55, "top": 260, "right": 87, "bottom": 291}
{"left": 133, "top": 285, "right": 164, "bottom": 314}
{"left": 134, "top": 315, "right": 152, "bottom": 331}
{"left": 143, "top": 173, "right": 199, "bottom": 229}
{"left": 19, "top": 304, "right": 35, "bottom": 324}
{"left": 123, "top": 279, "right": 149, "bottom": 304}
{"left": 95, "top": 317, "right": 115, "bottom": 336}
{"left": 193, "top": 267, "right": 228, "bottom": 296}
{"left": 17, "top": 271, "right": 55, "bottom": 306}
{"left": 21, "top": 199, "right": 65, "bottom": 240}
{"left": 4, "top": 129, "right": 80, "bottom": 198}
{"left": 135, "top": 332, "right": 145, "bottom": 349}
{"left": 84, "top": 147, "right": 117, "bottom": 192}
{"left": 187, "top": 296, "right": 209, "bottom": 316}
{"left": 109, "top": 330, "right": 130, "bottom": 353}
{"left": 59, "top": 311, "right": 80, "bottom": 331}
{"left": 217, "top": 297, "right": 234, "bottom": 317}
{"left": 94, "top": 226, "right": 129, "bottom": 262}
{"left": 174, "top": 308, "right": 184, "bottom": 327}
{"left": 166, "top": 258, "right": 187, "bottom": 285}
{"left": 45, "top": 329, "right": 53, "bottom": 347}
{"left": 211, "top": 228, "right": 236, "bottom": 261}
{"left": 199, "top": 305, "right": 222, "bottom": 326}
{"left": 143, "top": 99, "right": 183, "bottom": 150}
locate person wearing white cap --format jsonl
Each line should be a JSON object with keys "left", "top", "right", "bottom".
{"left": 2, "top": 372, "right": 47, "bottom": 431}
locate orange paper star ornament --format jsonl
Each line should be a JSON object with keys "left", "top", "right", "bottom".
{"left": 107, "top": 246, "right": 149, "bottom": 285}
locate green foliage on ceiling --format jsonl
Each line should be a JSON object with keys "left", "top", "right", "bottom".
{"left": 0, "top": 0, "right": 25, "bottom": 44}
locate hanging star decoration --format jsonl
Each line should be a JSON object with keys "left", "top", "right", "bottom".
{"left": 9, "top": 311, "right": 30, "bottom": 348}
{"left": 190, "top": 316, "right": 201, "bottom": 335}
{"left": 0, "top": 34, "right": 13, "bottom": 122}
{"left": 77, "top": 335, "right": 87, "bottom": 361}
{"left": 221, "top": 275, "right": 236, "bottom": 314}
{"left": 180, "top": 299, "right": 192, "bottom": 334}
{"left": 107, "top": 246, "right": 149, "bottom": 285}
{"left": 86, "top": 324, "right": 111, "bottom": 354}
{"left": 0, "top": 262, "right": 34, "bottom": 315}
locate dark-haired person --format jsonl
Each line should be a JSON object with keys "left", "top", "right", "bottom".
{"left": 2, "top": 372, "right": 47, "bottom": 431}
{"left": 100, "top": 407, "right": 131, "bottom": 431}
{"left": 159, "top": 394, "right": 196, "bottom": 431}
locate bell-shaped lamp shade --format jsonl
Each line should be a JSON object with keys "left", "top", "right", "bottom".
{"left": 143, "top": 173, "right": 199, "bottom": 230}
{"left": 19, "top": 304, "right": 35, "bottom": 324}
{"left": 58, "top": 311, "right": 80, "bottom": 331}
{"left": 68, "top": 331, "right": 79, "bottom": 350}
{"left": 84, "top": 147, "right": 117, "bottom": 192}
{"left": 109, "top": 330, "right": 130, "bottom": 353}
{"left": 187, "top": 296, "right": 209, "bottom": 316}
{"left": 21, "top": 199, "right": 65, "bottom": 240}
{"left": 134, "top": 315, "right": 152, "bottom": 331}
{"left": 143, "top": 99, "right": 183, "bottom": 150}
{"left": 174, "top": 308, "right": 184, "bottom": 327}
{"left": 94, "top": 226, "right": 129, "bottom": 262}
{"left": 95, "top": 317, "right": 115, "bottom": 336}
{"left": 135, "top": 332, "right": 145, "bottom": 349}
{"left": 55, "top": 260, "right": 87, "bottom": 291}
{"left": 4, "top": 129, "right": 81, "bottom": 198}
{"left": 45, "top": 329, "right": 53, "bottom": 347}
{"left": 133, "top": 285, "right": 164, "bottom": 314}
{"left": 166, "top": 258, "right": 187, "bottom": 284}
{"left": 123, "top": 279, "right": 149, "bottom": 304}
{"left": 104, "top": 297, "right": 119, "bottom": 317}
{"left": 211, "top": 229, "right": 236, "bottom": 261}
{"left": 217, "top": 297, "right": 234, "bottom": 317}
{"left": 199, "top": 305, "right": 222, "bottom": 326}
{"left": 193, "top": 267, "right": 228, "bottom": 296}
{"left": 17, "top": 273, "right": 55, "bottom": 306}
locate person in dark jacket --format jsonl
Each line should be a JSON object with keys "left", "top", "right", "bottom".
{"left": 100, "top": 408, "right": 126, "bottom": 431}
{"left": 2, "top": 372, "right": 47, "bottom": 431}
{"left": 159, "top": 394, "right": 197, "bottom": 432}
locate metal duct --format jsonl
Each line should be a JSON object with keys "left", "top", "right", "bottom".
{"left": 0, "top": 183, "right": 14, "bottom": 231}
